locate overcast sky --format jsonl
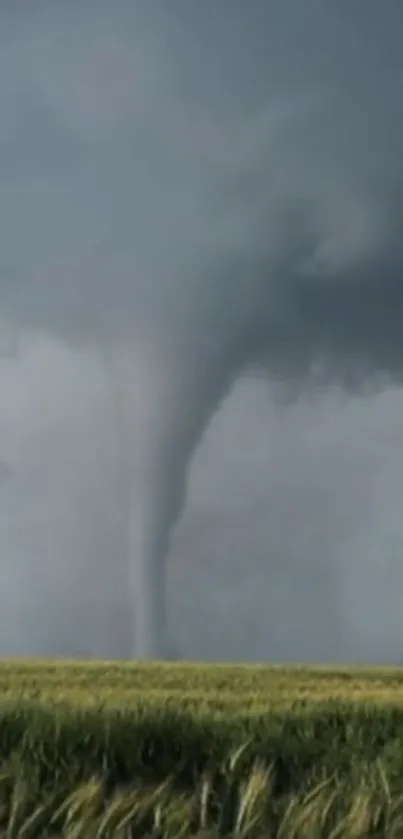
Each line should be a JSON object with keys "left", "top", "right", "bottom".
{"left": 1, "top": 0, "right": 403, "bottom": 662}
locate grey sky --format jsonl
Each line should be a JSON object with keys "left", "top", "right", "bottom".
{"left": 2, "top": 345, "right": 403, "bottom": 661}
{"left": 0, "top": 0, "right": 403, "bottom": 660}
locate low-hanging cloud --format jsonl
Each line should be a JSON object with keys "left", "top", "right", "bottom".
{"left": 1, "top": 0, "right": 403, "bottom": 659}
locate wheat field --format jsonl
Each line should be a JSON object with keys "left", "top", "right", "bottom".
{"left": 0, "top": 658, "right": 403, "bottom": 711}
{"left": 0, "top": 660, "right": 402, "bottom": 836}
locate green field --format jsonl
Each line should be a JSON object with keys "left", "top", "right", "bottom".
{"left": 1, "top": 660, "right": 403, "bottom": 836}
{"left": 2, "top": 658, "right": 403, "bottom": 710}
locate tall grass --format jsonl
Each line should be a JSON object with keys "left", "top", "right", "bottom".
{"left": 1, "top": 736, "right": 403, "bottom": 836}
{"left": 0, "top": 662, "right": 402, "bottom": 835}
{"left": 0, "top": 702, "right": 402, "bottom": 835}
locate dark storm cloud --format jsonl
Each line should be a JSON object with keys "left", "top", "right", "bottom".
{"left": 1, "top": 0, "right": 402, "bottom": 358}
{"left": 0, "top": 0, "right": 403, "bottom": 658}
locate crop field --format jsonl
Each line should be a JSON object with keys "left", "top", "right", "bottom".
{"left": 2, "top": 658, "right": 403, "bottom": 711}
{"left": 1, "top": 660, "right": 403, "bottom": 836}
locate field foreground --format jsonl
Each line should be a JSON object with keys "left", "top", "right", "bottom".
{"left": 0, "top": 660, "right": 403, "bottom": 836}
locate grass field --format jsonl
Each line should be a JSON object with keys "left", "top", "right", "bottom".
{"left": 1, "top": 660, "right": 403, "bottom": 836}
{"left": 2, "top": 658, "right": 403, "bottom": 710}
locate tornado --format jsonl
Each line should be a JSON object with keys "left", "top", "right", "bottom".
{"left": 0, "top": 1, "right": 403, "bottom": 658}
{"left": 109, "top": 236, "right": 403, "bottom": 659}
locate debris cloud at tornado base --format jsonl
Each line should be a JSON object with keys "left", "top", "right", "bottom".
{"left": 1, "top": 0, "right": 403, "bottom": 659}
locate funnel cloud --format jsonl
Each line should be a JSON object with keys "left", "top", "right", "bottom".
{"left": 1, "top": 0, "right": 403, "bottom": 659}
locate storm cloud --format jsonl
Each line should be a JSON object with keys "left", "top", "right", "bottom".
{"left": 0, "top": 0, "right": 403, "bottom": 659}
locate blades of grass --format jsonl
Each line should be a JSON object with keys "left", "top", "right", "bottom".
{"left": 96, "top": 791, "right": 143, "bottom": 838}
{"left": 198, "top": 773, "right": 214, "bottom": 831}
{"left": 5, "top": 776, "right": 30, "bottom": 839}
{"left": 234, "top": 763, "right": 273, "bottom": 835}
{"left": 226, "top": 740, "right": 253, "bottom": 775}
{"left": 50, "top": 778, "right": 104, "bottom": 827}
{"left": 276, "top": 794, "right": 301, "bottom": 839}
{"left": 16, "top": 793, "right": 63, "bottom": 839}
{"left": 375, "top": 757, "right": 392, "bottom": 807}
